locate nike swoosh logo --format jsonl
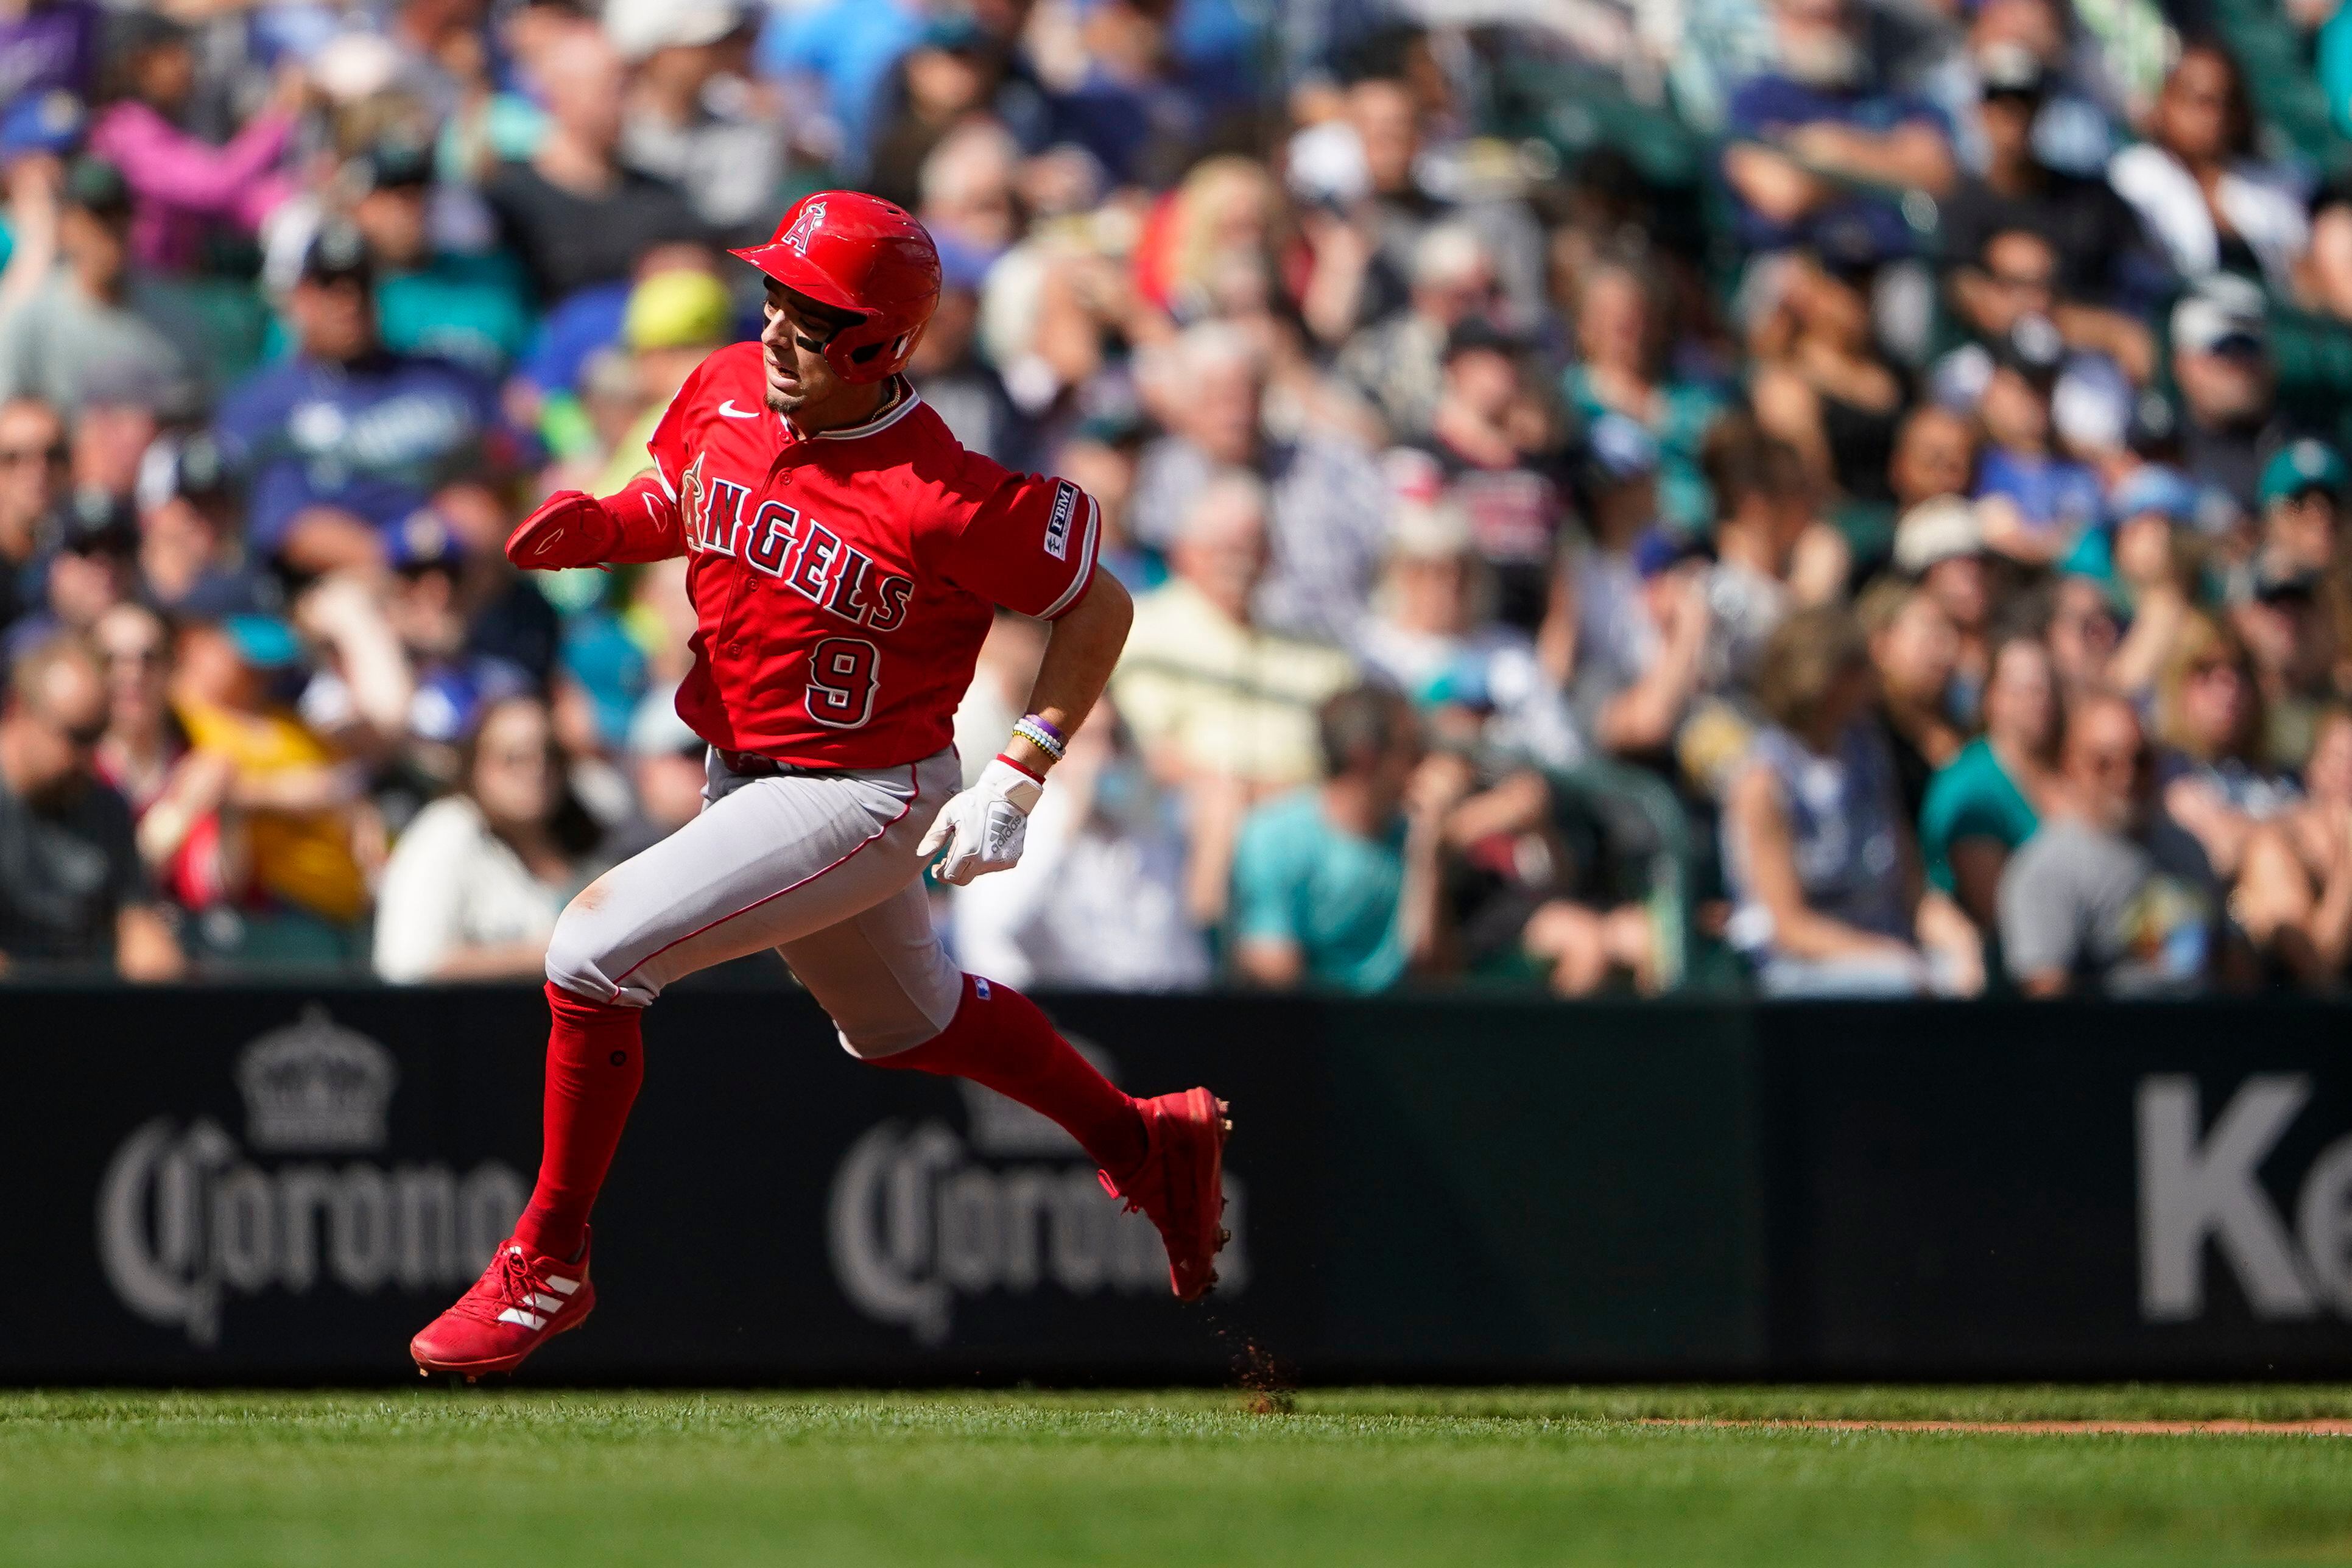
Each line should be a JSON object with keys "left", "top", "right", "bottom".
{"left": 717, "top": 400, "right": 761, "bottom": 419}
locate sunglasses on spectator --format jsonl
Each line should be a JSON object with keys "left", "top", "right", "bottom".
{"left": 2082, "top": 744, "right": 2151, "bottom": 776}
{"left": 1986, "top": 269, "right": 2052, "bottom": 294}
{"left": 100, "top": 641, "right": 164, "bottom": 669}
{"left": 0, "top": 443, "right": 66, "bottom": 467}
{"left": 48, "top": 714, "right": 107, "bottom": 749}
{"left": 2172, "top": 83, "right": 2237, "bottom": 110}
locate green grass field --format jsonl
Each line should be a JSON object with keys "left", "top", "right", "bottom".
{"left": 8, "top": 1387, "right": 2352, "bottom": 1566}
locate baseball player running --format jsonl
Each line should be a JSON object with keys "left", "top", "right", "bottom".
{"left": 409, "top": 193, "right": 1230, "bottom": 1378}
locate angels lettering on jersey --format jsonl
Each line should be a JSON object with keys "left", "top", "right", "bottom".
{"left": 679, "top": 449, "right": 915, "bottom": 635}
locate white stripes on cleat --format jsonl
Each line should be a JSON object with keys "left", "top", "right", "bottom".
{"left": 492, "top": 1251, "right": 582, "bottom": 1331}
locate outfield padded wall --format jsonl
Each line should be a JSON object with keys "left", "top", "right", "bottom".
{"left": 1, "top": 985, "right": 2345, "bottom": 1383}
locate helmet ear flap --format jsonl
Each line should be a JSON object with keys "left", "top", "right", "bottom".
{"left": 820, "top": 311, "right": 933, "bottom": 384}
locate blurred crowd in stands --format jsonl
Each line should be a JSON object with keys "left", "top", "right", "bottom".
{"left": 10, "top": 0, "right": 2352, "bottom": 998}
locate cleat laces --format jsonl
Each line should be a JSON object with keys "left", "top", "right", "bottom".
{"left": 458, "top": 1245, "right": 543, "bottom": 1325}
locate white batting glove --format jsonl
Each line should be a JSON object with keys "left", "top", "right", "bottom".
{"left": 919, "top": 756, "right": 1045, "bottom": 885}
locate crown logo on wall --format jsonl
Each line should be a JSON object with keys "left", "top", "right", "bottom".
{"left": 234, "top": 1006, "right": 398, "bottom": 1153}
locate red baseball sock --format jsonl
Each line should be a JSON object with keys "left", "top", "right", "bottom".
{"left": 513, "top": 982, "right": 644, "bottom": 1261}
{"left": 873, "top": 975, "right": 1147, "bottom": 1176}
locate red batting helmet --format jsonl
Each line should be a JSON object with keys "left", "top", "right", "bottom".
{"left": 730, "top": 192, "right": 943, "bottom": 385}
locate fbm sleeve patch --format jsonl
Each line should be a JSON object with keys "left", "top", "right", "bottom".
{"left": 1043, "top": 480, "right": 1077, "bottom": 561}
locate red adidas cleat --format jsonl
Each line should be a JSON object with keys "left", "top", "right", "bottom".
{"left": 1100, "top": 1088, "right": 1231, "bottom": 1301}
{"left": 410, "top": 1234, "right": 596, "bottom": 1378}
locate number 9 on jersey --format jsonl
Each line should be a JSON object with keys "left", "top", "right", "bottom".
{"left": 807, "top": 637, "right": 881, "bottom": 729}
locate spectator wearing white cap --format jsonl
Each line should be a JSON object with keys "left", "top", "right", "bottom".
{"left": 610, "top": 0, "right": 777, "bottom": 245}
{"left": 1895, "top": 494, "right": 1995, "bottom": 723}
{"left": 2169, "top": 275, "right": 2286, "bottom": 528}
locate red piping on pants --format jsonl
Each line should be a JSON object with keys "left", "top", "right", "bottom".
{"left": 610, "top": 762, "right": 923, "bottom": 989}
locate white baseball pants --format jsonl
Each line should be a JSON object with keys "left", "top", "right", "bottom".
{"left": 544, "top": 746, "right": 966, "bottom": 1056}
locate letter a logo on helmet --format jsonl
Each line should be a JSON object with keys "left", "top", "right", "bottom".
{"left": 780, "top": 199, "right": 825, "bottom": 255}
{"left": 732, "top": 192, "right": 943, "bottom": 385}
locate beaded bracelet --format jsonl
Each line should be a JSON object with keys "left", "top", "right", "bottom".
{"left": 1010, "top": 714, "right": 1066, "bottom": 762}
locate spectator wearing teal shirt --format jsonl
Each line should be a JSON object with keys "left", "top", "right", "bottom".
{"left": 2329, "top": 1, "right": 2352, "bottom": 142}
{"left": 1920, "top": 631, "right": 2057, "bottom": 932}
{"left": 1562, "top": 261, "right": 1729, "bottom": 533}
{"left": 344, "top": 139, "right": 535, "bottom": 376}
{"left": 1230, "top": 686, "right": 1440, "bottom": 993}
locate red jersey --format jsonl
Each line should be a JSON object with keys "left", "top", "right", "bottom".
{"left": 604, "top": 342, "right": 1100, "bottom": 768}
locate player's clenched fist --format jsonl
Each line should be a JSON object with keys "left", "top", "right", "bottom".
{"left": 919, "top": 755, "right": 1044, "bottom": 885}
{"left": 505, "top": 490, "right": 622, "bottom": 571}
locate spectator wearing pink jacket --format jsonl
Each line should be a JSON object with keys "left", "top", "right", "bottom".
{"left": 86, "top": 14, "right": 298, "bottom": 274}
